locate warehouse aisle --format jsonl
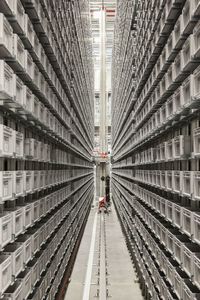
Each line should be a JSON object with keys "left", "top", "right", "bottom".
{"left": 65, "top": 204, "right": 143, "bottom": 300}
{"left": 64, "top": 208, "right": 97, "bottom": 300}
{"left": 1, "top": 0, "right": 200, "bottom": 298}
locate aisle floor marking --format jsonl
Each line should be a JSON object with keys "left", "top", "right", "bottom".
{"left": 99, "top": 214, "right": 107, "bottom": 300}
{"left": 82, "top": 212, "right": 98, "bottom": 300}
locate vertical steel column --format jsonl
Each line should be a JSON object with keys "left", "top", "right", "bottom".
{"left": 100, "top": 7, "right": 107, "bottom": 153}
{"left": 96, "top": 7, "right": 107, "bottom": 198}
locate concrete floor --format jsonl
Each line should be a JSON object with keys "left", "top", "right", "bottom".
{"left": 65, "top": 204, "right": 144, "bottom": 300}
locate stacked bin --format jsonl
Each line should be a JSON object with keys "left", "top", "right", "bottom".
{"left": 0, "top": 0, "right": 94, "bottom": 298}
{"left": 112, "top": 0, "right": 200, "bottom": 299}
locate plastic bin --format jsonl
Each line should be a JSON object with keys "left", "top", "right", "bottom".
{"left": 33, "top": 65, "right": 40, "bottom": 89}
{"left": 166, "top": 97, "right": 174, "bottom": 119}
{"left": 193, "top": 66, "right": 200, "bottom": 100}
{"left": 167, "top": 229, "right": 176, "bottom": 255}
{"left": 18, "top": 268, "right": 32, "bottom": 300}
{"left": 29, "top": 228, "right": 40, "bottom": 255}
{"left": 24, "top": 203, "right": 33, "bottom": 229}
{"left": 13, "top": 34, "right": 26, "bottom": 68}
{"left": 173, "top": 171, "right": 183, "bottom": 195}
{"left": 13, "top": 0, "right": 25, "bottom": 32}
{"left": 182, "top": 243, "right": 200, "bottom": 278}
{"left": 193, "top": 212, "right": 200, "bottom": 245}
{"left": 193, "top": 172, "right": 200, "bottom": 200}
{"left": 182, "top": 280, "right": 200, "bottom": 300}
{"left": 24, "top": 170, "right": 33, "bottom": 194}
{"left": 155, "top": 171, "right": 161, "bottom": 187}
{"left": 173, "top": 268, "right": 190, "bottom": 300}
{"left": 160, "top": 171, "right": 166, "bottom": 189}
{"left": 0, "top": 125, "right": 14, "bottom": 157}
{"left": 3, "top": 242, "right": 24, "bottom": 277}
{"left": 0, "top": 171, "right": 13, "bottom": 202}
{"left": 159, "top": 197, "right": 166, "bottom": 219}
{"left": 173, "top": 234, "right": 188, "bottom": 265}
{"left": 37, "top": 251, "right": 45, "bottom": 276}
{"left": 28, "top": 258, "right": 39, "bottom": 287}
{"left": 0, "top": 254, "right": 12, "bottom": 295}
{"left": 25, "top": 87, "right": 34, "bottom": 113}
{"left": 173, "top": 204, "right": 182, "bottom": 229}
{"left": 39, "top": 197, "right": 45, "bottom": 218}
{"left": 33, "top": 200, "right": 40, "bottom": 223}
{"left": 180, "top": 0, "right": 196, "bottom": 33}
{"left": 0, "top": 13, "right": 13, "bottom": 57}
{"left": 0, "top": 212, "right": 12, "bottom": 252}
{"left": 39, "top": 75, "right": 46, "bottom": 95}
{"left": 40, "top": 48, "right": 46, "bottom": 69}
{"left": 33, "top": 171, "right": 39, "bottom": 191}
{"left": 172, "top": 12, "right": 181, "bottom": 45}
{"left": 173, "top": 136, "right": 191, "bottom": 159}
{"left": 39, "top": 103, "right": 45, "bottom": 127}
{"left": 12, "top": 207, "right": 24, "bottom": 237}
{"left": 160, "top": 142, "right": 166, "bottom": 161}
{"left": 27, "top": 284, "right": 40, "bottom": 300}
{"left": 182, "top": 208, "right": 193, "bottom": 237}
{"left": 33, "top": 96, "right": 40, "bottom": 119}
{"left": 33, "top": 33, "right": 41, "bottom": 58}
{"left": 173, "top": 88, "right": 182, "bottom": 114}
{"left": 193, "top": 127, "right": 200, "bottom": 157}
{"left": 180, "top": 76, "right": 192, "bottom": 108}
{"left": 160, "top": 277, "right": 170, "bottom": 300}
{"left": 13, "top": 170, "right": 24, "bottom": 198}
{"left": 4, "top": 281, "right": 24, "bottom": 299}
{"left": 152, "top": 170, "right": 156, "bottom": 186}
{"left": 14, "top": 130, "right": 24, "bottom": 158}
{"left": 24, "top": 14, "right": 34, "bottom": 47}
{"left": 166, "top": 258, "right": 179, "bottom": 287}
{"left": 26, "top": 52, "right": 34, "bottom": 80}
{"left": 17, "top": 234, "right": 32, "bottom": 264}
{"left": 182, "top": 171, "right": 193, "bottom": 197}
{"left": 172, "top": 53, "right": 181, "bottom": 80}
{"left": 166, "top": 171, "right": 173, "bottom": 191}
{"left": 15, "top": 76, "right": 25, "bottom": 106}
{"left": 45, "top": 195, "right": 51, "bottom": 214}
{"left": 0, "top": 60, "right": 16, "bottom": 99}
{"left": 166, "top": 201, "right": 173, "bottom": 222}
{"left": 181, "top": 37, "right": 192, "bottom": 70}
{"left": 191, "top": 26, "right": 200, "bottom": 61}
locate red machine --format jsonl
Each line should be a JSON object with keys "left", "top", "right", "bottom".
{"left": 98, "top": 197, "right": 106, "bottom": 212}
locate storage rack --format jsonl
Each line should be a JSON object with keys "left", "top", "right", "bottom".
{"left": 111, "top": 0, "right": 200, "bottom": 299}
{"left": 0, "top": 0, "right": 94, "bottom": 299}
